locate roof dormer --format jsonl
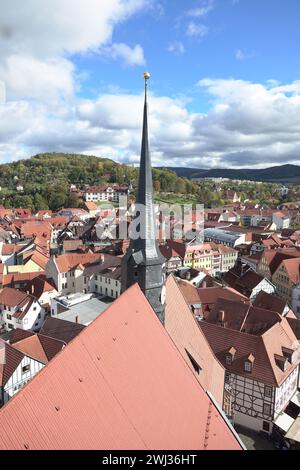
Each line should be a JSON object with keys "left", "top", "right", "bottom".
{"left": 244, "top": 354, "right": 255, "bottom": 373}
{"left": 282, "top": 346, "right": 296, "bottom": 364}
{"left": 274, "top": 354, "right": 289, "bottom": 372}
{"left": 225, "top": 347, "right": 236, "bottom": 366}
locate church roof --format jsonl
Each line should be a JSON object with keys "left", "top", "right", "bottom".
{"left": 0, "top": 284, "right": 242, "bottom": 450}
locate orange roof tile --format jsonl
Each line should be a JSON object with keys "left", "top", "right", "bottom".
{"left": 200, "top": 318, "right": 298, "bottom": 387}
{"left": 165, "top": 276, "right": 225, "bottom": 405}
{"left": 0, "top": 284, "right": 242, "bottom": 450}
{"left": 55, "top": 253, "right": 103, "bottom": 273}
{"left": 12, "top": 333, "right": 64, "bottom": 364}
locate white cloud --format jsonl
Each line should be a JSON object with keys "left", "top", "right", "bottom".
{"left": 1, "top": 1, "right": 300, "bottom": 170}
{"left": 167, "top": 41, "right": 185, "bottom": 55}
{"left": 235, "top": 49, "right": 245, "bottom": 61}
{"left": 0, "top": 0, "right": 147, "bottom": 101}
{"left": 0, "top": 0, "right": 146, "bottom": 57}
{"left": 104, "top": 43, "right": 146, "bottom": 66}
{"left": 3, "top": 78, "right": 300, "bottom": 169}
{"left": 187, "top": 22, "right": 209, "bottom": 37}
{"left": 187, "top": 0, "right": 214, "bottom": 18}
{"left": 0, "top": 55, "right": 75, "bottom": 103}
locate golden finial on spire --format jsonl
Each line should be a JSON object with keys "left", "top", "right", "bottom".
{"left": 143, "top": 72, "right": 150, "bottom": 101}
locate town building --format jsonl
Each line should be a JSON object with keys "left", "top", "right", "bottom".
{"left": 0, "top": 287, "right": 45, "bottom": 333}
{"left": 50, "top": 292, "right": 109, "bottom": 325}
{"left": 204, "top": 228, "right": 249, "bottom": 248}
{"left": 199, "top": 317, "right": 300, "bottom": 436}
{"left": 223, "top": 264, "right": 276, "bottom": 301}
{"left": 85, "top": 184, "right": 129, "bottom": 203}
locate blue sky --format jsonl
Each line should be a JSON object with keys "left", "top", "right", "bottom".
{"left": 74, "top": 0, "right": 300, "bottom": 103}
{"left": 1, "top": 0, "right": 300, "bottom": 168}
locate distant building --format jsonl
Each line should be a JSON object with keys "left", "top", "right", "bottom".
{"left": 50, "top": 292, "right": 110, "bottom": 326}
{"left": 273, "top": 211, "right": 291, "bottom": 230}
{"left": 85, "top": 184, "right": 129, "bottom": 203}
{"left": 223, "top": 265, "right": 276, "bottom": 301}
{"left": 204, "top": 228, "right": 247, "bottom": 248}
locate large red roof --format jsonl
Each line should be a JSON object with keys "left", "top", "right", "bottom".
{"left": 0, "top": 284, "right": 242, "bottom": 450}
{"left": 165, "top": 276, "right": 225, "bottom": 406}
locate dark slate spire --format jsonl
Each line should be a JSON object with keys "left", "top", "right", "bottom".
{"left": 121, "top": 73, "right": 166, "bottom": 324}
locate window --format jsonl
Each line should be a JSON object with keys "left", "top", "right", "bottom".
{"left": 264, "top": 385, "right": 272, "bottom": 398}
{"left": 22, "top": 364, "right": 30, "bottom": 374}
{"left": 225, "top": 372, "right": 230, "bottom": 384}
{"left": 263, "top": 403, "right": 271, "bottom": 416}
{"left": 244, "top": 361, "right": 252, "bottom": 373}
{"left": 6, "top": 314, "right": 12, "bottom": 320}
{"left": 8, "top": 323, "right": 14, "bottom": 329}
{"left": 225, "top": 355, "right": 232, "bottom": 366}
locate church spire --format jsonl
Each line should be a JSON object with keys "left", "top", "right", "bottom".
{"left": 121, "top": 72, "right": 166, "bottom": 324}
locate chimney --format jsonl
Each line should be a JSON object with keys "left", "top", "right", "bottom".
{"left": 75, "top": 315, "right": 79, "bottom": 323}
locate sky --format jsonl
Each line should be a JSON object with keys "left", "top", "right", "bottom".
{"left": 0, "top": 0, "right": 300, "bottom": 169}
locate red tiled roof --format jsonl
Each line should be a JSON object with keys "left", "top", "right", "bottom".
{"left": 54, "top": 253, "right": 103, "bottom": 273}
{"left": 0, "top": 287, "right": 29, "bottom": 308}
{"left": 84, "top": 202, "right": 98, "bottom": 211}
{"left": 205, "top": 298, "right": 281, "bottom": 334}
{"left": 197, "top": 287, "right": 248, "bottom": 306}
{"left": 253, "top": 291, "right": 287, "bottom": 316}
{"left": 0, "top": 284, "right": 241, "bottom": 450}
{"left": 165, "top": 276, "right": 225, "bottom": 405}
{"left": 281, "top": 258, "right": 300, "bottom": 285}
{"left": 0, "top": 340, "right": 24, "bottom": 387}
{"left": 40, "top": 317, "right": 85, "bottom": 344}
{"left": 199, "top": 318, "right": 298, "bottom": 387}
{"left": 3, "top": 271, "right": 45, "bottom": 287}
{"left": 1, "top": 244, "right": 19, "bottom": 256}
{"left": 12, "top": 332, "right": 64, "bottom": 364}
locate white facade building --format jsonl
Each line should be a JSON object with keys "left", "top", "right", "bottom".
{"left": 0, "top": 288, "right": 45, "bottom": 333}
{"left": 85, "top": 185, "right": 129, "bottom": 203}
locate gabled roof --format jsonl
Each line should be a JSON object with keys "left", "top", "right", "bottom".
{"left": 0, "top": 284, "right": 241, "bottom": 450}
{"left": 197, "top": 287, "right": 248, "bottom": 306}
{"left": 40, "top": 317, "right": 85, "bottom": 344}
{"left": 22, "top": 275, "right": 57, "bottom": 299}
{"left": 54, "top": 253, "right": 104, "bottom": 273}
{"left": 206, "top": 298, "right": 282, "bottom": 334}
{"left": 0, "top": 340, "right": 24, "bottom": 387}
{"left": 0, "top": 287, "right": 29, "bottom": 308}
{"left": 199, "top": 318, "right": 299, "bottom": 387}
{"left": 253, "top": 291, "right": 287, "bottom": 316}
{"left": 12, "top": 332, "right": 65, "bottom": 364}
{"left": 165, "top": 276, "right": 225, "bottom": 405}
{"left": 84, "top": 202, "right": 98, "bottom": 211}
{"left": 280, "top": 258, "right": 300, "bottom": 285}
